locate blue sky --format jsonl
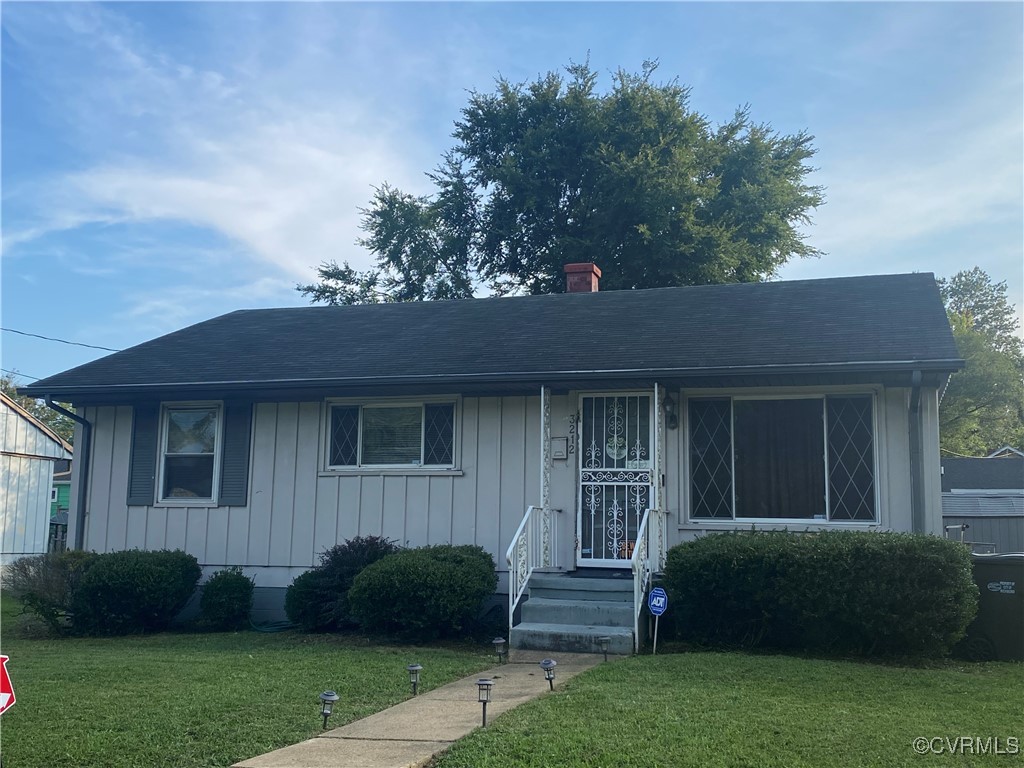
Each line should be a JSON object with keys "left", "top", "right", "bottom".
{"left": 2, "top": 1, "right": 1022, "bottom": 384}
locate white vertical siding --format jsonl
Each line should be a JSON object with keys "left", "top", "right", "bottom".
{"left": 881, "top": 387, "right": 912, "bottom": 531}
{"left": 74, "top": 384, "right": 945, "bottom": 585}
{"left": 248, "top": 403, "right": 276, "bottom": 566}
{"left": 547, "top": 395, "right": 576, "bottom": 569}
{"left": 80, "top": 396, "right": 542, "bottom": 586}
{"left": 0, "top": 455, "right": 53, "bottom": 561}
{"left": 0, "top": 398, "right": 70, "bottom": 563}
{"left": 290, "top": 402, "right": 320, "bottom": 565}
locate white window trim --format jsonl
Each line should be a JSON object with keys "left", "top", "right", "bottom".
{"left": 681, "top": 387, "right": 882, "bottom": 527}
{"left": 156, "top": 401, "right": 224, "bottom": 506}
{"left": 322, "top": 396, "right": 461, "bottom": 473}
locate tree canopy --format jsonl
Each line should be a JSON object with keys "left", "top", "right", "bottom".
{"left": 299, "top": 60, "right": 824, "bottom": 304}
{"left": 938, "top": 268, "right": 1024, "bottom": 456}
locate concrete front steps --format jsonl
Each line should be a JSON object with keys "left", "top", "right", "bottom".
{"left": 510, "top": 572, "right": 636, "bottom": 655}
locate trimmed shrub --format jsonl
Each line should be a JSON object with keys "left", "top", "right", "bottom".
{"left": 200, "top": 567, "right": 254, "bottom": 631}
{"left": 71, "top": 549, "right": 202, "bottom": 635}
{"left": 662, "top": 530, "right": 978, "bottom": 658}
{"left": 284, "top": 569, "right": 328, "bottom": 631}
{"left": 284, "top": 536, "right": 400, "bottom": 631}
{"left": 349, "top": 544, "right": 497, "bottom": 641}
{"left": 2, "top": 550, "right": 98, "bottom": 634}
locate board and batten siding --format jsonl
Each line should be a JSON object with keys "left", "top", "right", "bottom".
{"left": 69, "top": 385, "right": 946, "bottom": 589}
{"left": 75, "top": 397, "right": 542, "bottom": 589}
{"left": 1, "top": 397, "right": 70, "bottom": 563}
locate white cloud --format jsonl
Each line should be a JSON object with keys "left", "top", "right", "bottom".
{"left": 780, "top": 71, "right": 1023, "bottom": 333}
{"left": 62, "top": 116, "right": 415, "bottom": 279}
{"left": 809, "top": 108, "right": 1022, "bottom": 257}
{"left": 2, "top": 3, "right": 442, "bottom": 279}
{"left": 118, "top": 275, "right": 298, "bottom": 337}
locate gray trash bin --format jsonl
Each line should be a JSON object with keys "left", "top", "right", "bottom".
{"left": 964, "top": 553, "right": 1024, "bottom": 662}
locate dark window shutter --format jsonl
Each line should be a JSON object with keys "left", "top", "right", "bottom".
{"left": 127, "top": 404, "right": 160, "bottom": 506}
{"left": 218, "top": 401, "right": 253, "bottom": 507}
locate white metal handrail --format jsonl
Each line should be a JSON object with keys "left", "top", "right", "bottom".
{"left": 634, "top": 506, "right": 669, "bottom": 652}
{"left": 630, "top": 507, "right": 653, "bottom": 654}
{"left": 507, "top": 505, "right": 545, "bottom": 635}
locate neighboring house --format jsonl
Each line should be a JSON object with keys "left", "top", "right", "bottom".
{"left": 50, "top": 458, "right": 72, "bottom": 552}
{"left": 1, "top": 393, "right": 73, "bottom": 565}
{"left": 21, "top": 269, "right": 962, "bottom": 651}
{"left": 941, "top": 456, "right": 1024, "bottom": 553}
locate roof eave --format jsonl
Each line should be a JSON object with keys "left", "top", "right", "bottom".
{"left": 21, "top": 358, "right": 966, "bottom": 401}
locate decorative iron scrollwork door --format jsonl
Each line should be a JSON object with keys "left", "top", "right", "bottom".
{"left": 578, "top": 394, "right": 653, "bottom": 565}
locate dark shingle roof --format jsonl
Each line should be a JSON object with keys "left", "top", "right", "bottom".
{"left": 942, "top": 457, "right": 1024, "bottom": 492}
{"left": 24, "top": 273, "right": 961, "bottom": 399}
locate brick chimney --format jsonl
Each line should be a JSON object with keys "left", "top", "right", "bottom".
{"left": 564, "top": 262, "right": 601, "bottom": 293}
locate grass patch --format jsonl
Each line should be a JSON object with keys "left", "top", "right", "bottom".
{"left": 432, "top": 652, "right": 1024, "bottom": 768}
{"left": 0, "top": 599, "right": 492, "bottom": 767}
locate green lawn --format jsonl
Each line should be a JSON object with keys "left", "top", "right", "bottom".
{"left": 0, "top": 599, "right": 493, "bottom": 768}
{"left": 432, "top": 652, "right": 1024, "bottom": 768}
{"left": 4, "top": 589, "right": 1021, "bottom": 768}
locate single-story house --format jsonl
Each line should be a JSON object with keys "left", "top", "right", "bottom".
{"left": 941, "top": 455, "right": 1024, "bottom": 553}
{"left": 1, "top": 393, "right": 73, "bottom": 566}
{"left": 21, "top": 268, "right": 962, "bottom": 652}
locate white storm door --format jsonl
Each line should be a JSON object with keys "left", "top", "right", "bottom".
{"left": 577, "top": 394, "right": 654, "bottom": 567}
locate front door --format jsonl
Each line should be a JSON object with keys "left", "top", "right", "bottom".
{"left": 577, "top": 394, "right": 654, "bottom": 566}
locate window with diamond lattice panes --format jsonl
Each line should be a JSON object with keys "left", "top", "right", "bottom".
{"left": 328, "top": 402, "right": 455, "bottom": 468}
{"left": 827, "top": 396, "right": 875, "bottom": 521}
{"left": 688, "top": 395, "right": 877, "bottom": 522}
{"left": 688, "top": 399, "right": 733, "bottom": 519}
{"left": 424, "top": 404, "right": 455, "bottom": 465}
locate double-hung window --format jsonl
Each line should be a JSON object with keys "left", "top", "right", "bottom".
{"left": 328, "top": 402, "right": 456, "bottom": 468}
{"left": 688, "top": 395, "right": 876, "bottom": 522}
{"left": 160, "top": 405, "right": 221, "bottom": 501}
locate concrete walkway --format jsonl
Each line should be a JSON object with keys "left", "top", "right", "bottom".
{"left": 233, "top": 651, "right": 606, "bottom": 768}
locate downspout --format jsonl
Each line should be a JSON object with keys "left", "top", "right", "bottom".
{"left": 908, "top": 370, "right": 925, "bottom": 534}
{"left": 45, "top": 398, "right": 91, "bottom": 550}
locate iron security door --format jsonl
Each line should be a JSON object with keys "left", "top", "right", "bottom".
{"left": 578, "top": 394, "right": 654, "bottom": 566}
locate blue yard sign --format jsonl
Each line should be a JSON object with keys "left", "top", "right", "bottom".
{"left": 648, "top": 587, "right": 668, "bottom": 654}
{"left": 648, "top": 587, "right": 668, "bottom": 616}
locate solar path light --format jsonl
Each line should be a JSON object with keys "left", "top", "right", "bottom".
{"left": 406, "top": 664, "right": 423, "bottom": 696}
{"left": 492, "top": 636, "right": 508, "bottom": 664}
{"left": 476, "top": 678, "right": 494, "bottom": 727}
{"left": 539, "top": 658, "right": 557, "bottom": 691}
{"left": 596, "top": 635, "right": 611, "bottom": 662}
{"left": 319, "top": 690, "right": 339, "bottom": 729}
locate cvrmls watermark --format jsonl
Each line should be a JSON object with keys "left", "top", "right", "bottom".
{"left": 913, "top": 737, "right": 1020, "bottom": 756}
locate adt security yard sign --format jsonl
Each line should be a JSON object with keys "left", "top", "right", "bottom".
{"left": 648, "top": 587, "right": 668, "bottom": 616}
{"left": 648, "top": 587, "right": 668, "bottom": 654}
{"left": 0, "top": 655, "right": 15, "bottom": 716}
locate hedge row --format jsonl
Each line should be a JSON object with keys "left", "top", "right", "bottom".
{"left": 285, "top": 541, "right": 497, "bottom": 642}
{"left": 348, "top": 545, "right": 497, "bottom": 641}
{"left": 5, "top": 550, "right": 251, "bottom": 635}
{"left": 662, "top": 530, "right": 978, "bottom": 657}
{"left": 284, "top": 537, "right": 399, "bottom": 631}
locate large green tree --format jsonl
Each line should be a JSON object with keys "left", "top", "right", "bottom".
{"left": 938, "top": 268, "right": 1024, "bottom": 456}
{"left": 299, "top": 61, "right": 824, "bottom": 304}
